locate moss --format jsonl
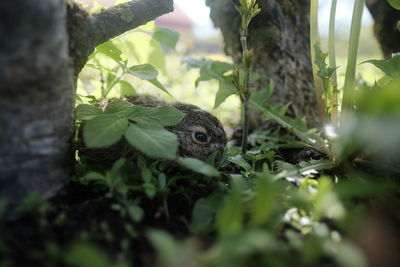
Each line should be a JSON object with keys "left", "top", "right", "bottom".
{"left": 279, "top": 0, "right": 299, "bottom": 17}
{"left": 118, "top": 7, "right": 135, "bottom": 23}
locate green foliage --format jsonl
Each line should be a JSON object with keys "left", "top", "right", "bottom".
{"left": 125, "top": 124, "right": 178, "bottom": 159}
{"left": 153, "top": 27, "right": 180, "bottom": 50}
{"left": 177, "top": 158, "right": 220, "bottom": 177}
{"left": 84, "top": 115, "right": 129, "bottom": 148}
{"left": 314, "top": 43, "right": 339, "bottom": 118}
{"left": 78, "top": 22, "right": 179, "bottom": 99}
{"left": 64, "top": 242, "right": 128, "bottom": 267}
{"left": 182, "top": 57, "right": 236, "bottom": 108}
{"left": 387, "top": 0, "right": 400, "bottom": 10}
{"left": 364, "top": 53, "right": 400, "bottom": 79}
{"left": 4, "top": 4, "right": 400, "bottom": 267}
{"left": 78, "top": 99, "right": 184, "bottom": 159}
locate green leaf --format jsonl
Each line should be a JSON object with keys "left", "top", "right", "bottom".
{"left": 148, "top": 79, "right": 172, "bottom": 96}
{"left": 65, "top": 242, "right": 114, "bottom": 267}
{"left": 249, "top": 80, "right": 274, "bottom": 107}
{"left": 125, "top": 105, "right": 185, "bottom": 126}
{"left": 214, "top": 78, "right": 237, "bottom": 108}
{"left": 314, "top": 43, "right": 337, "bottom": 78}
{"left": 387, "top": 0, "right": 400, "bottom": 10}
{"left": 190, "top": 190, "right": 225, "bottom": 234}
{"left": 181, "top": 57, "right": 235, "bottom": 78}
{"left": 76, "top": 104, "right": 103, "bottom": 120}
{"left": 275, "top": 159, "right": 336, "bottom": 182}
{"left": 228, "top": 155, "right": 252, "bottom": 173}
{"left": 83, "top": 115, "right": 128, "bottom": 148}
{"left": 96, "top": 40, "right": 123, "bottom": 62}
{"left": 250, "top": 175, "right": 280, "bottom": 227}
{"left": 177, "top": 157, "right": 220, "bottom": 177}
{"left": 104, "top": 100, "right": 133, "bottom": 116}
{"left": 127, "top": 206, "right": 143, "bottom": 222}
{"left": 144, "top": 183, "right": 157, "bottom": 199}
{"left": 126, "top": 64, "right": 171, "bottom": 95}
{"left": 364, "top": 53, "right": 400, "bottom": 79}
{"left": 118, "top": 80, "right": 136, "bottom": 97}
{"left": 249, "top": 99, "right": 329, "bottom": 155}
{"left": 216, "top": 189, "right": 243, "bottom": 236}
{"left": 153, "top": 27, "right": 180, "bottom": 50}
{"left": 128, "top": 64, "right": 158, "bottom": 80}
{"left": 124, "top": 124, "right": 178, "bottom": 159}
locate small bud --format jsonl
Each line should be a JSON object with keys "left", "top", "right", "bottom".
{"left": 242, "top": 49, "right": 254, "bottom": 70}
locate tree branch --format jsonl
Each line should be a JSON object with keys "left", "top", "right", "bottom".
{"left": 89, "top": 0, "right": 173, "bottom": 47}
{"left": 67, "top": 0, "right": 174, "bottom": 78}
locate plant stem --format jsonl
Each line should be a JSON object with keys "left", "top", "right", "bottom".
{"left": 241, "top": 97, "right": 250, "bottom": 154}
{"left": 310, "top": 0, "right": 325, "bottom": 122}
{"left": 328, "top": 0, "right": 338, "bottom": 126}
{"left": 341, "top": 0, "right": 365, "bottom": 121}
{"left": 240, "top": 34, "right": 250, "bottom": 155}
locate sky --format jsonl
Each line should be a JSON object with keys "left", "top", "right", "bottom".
{"left": 174, "top": 0, "right": 374, "bottom": 39}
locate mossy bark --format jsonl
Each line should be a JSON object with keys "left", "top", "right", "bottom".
{"left": 206, "top": 0, "right": 322, "bottom": 127}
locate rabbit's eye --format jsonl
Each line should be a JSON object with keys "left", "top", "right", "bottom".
{"left": 193, "top": 131, "right": 208, "bottom": 143}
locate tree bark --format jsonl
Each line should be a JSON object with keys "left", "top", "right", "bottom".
{"left": 366, "top": 0, "right": 400, "bottom": 58}
{"left": 206, "top": 0, "right": 322, "bottom": 128}
{"left": 0, "top": 0, "right": 173, "bottom": 214}
{"left": 0, "top": 0, "right": 73, "bottom": 208}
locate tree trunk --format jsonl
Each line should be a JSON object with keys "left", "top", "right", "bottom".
{"left": 0, "top": 0, "right": 73, "bottom": 209}
{"left": 366, "top": 0, "right": 400, "bottom": 58}
{"left": 206, "top": 0, "right": 322, "bottom": 127}
{"left": 0, "top": 0, "right": 173, "bottom": 214}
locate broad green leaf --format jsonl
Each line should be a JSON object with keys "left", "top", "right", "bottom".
{"left": 153, "top": 27, "right": 180, "bottom": 50}
{"left": 117, "top": 30, "right": 166, "bottom": 71}
{"left": 190, "top": 190, "right": 225, "bottom": 234}
{"left": 181, "top": 57, "right": 235, "bottom": 76}
{"left": 124, "top": 124, "right": 178, "bottom": 159}
{"left": 181, "top": 57, "right": 210, "bottom": 69}
{"left": 65, "top": 242, "right": 113, "bottom": 267}
{"left": 144, "top": 183, "right": 157, "bottom": 199}
{"left": 104, "top": 100, "right": 133, "bottom": 116}
{"left": 125, "top": 105, "right": 185, "bottom": 126}
{"left": 83, "top": 115, "right": 128, "bottom": 148}
{"left": 387, "top": 0, "right": 400, "bottom": 10}
{"left": 128, "top": 64, "right": 158, "bottom": 80}
{"left": 250, "top": 175, "right": 279, "bottom": 227}
{"left": 76, "top": 104, "right": 102, "bottom": 120}
{"left": 96, "top": 40, "right": 123, "bottom": 62}
{"left": 214, "top": 78, "right": 237, "bottom": 108}
{"left": 118, "top": 80, "right": 136, "bottom": 97}
{"left": 147, "top": 79, "right": 172, "bottom": 96}
{"left": 216, "top": 189, "right": 243, "bottom": 236}
{"left": 127, "top": 206, "right": 144, "bottom": 222}
{"left": 177, "top": 157, "right": 220, "bottom": 177}
{"left": 249, "top": 80, "right": 274, "bottom": 107}
{"left": 228, "top": 156, "right": 252, "bottom": 173}
{"left": 364, "top": 53, "right": 400, "bottom": 79}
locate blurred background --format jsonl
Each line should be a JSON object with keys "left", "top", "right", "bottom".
{"left": 74, "top": 0, "right": 384, "bottom": 132}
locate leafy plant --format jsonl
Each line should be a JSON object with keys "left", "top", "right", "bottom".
{"left": 77, "top": 99, "right": 184, "bottom": 159}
